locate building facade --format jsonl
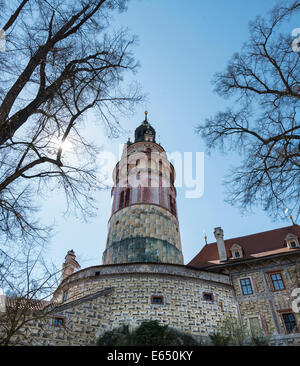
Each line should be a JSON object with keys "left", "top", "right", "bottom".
{"left": 1, "top": 114, "right": 300, "bottom": 346}
{"left": 189, "top": 225, "right": 300, "bottom": 345}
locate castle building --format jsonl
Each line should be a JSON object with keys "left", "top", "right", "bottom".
{"left": 1, "top": 114, "right": 300, "bottom": 346}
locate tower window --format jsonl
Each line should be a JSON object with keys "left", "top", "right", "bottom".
{"left": 151, "top": 295, "right": 164, "bottom": 305}
{"left": 119, "top": 191, "right": 125, "bottom": 209}
{"left": 136, "top": 159, "right": 140, "bottom": 166}
{"left": 125, "top": 188, "right": 130, "bottom": 207}
{"left": 159, "top": 160, "right": 163, "bottom": 171}
{"left": 169, "top": 195, "right": 176, "bottom": 215}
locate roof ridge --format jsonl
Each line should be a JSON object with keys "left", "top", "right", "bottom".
{"left": 206, "top": 225, "right": 295, "bottom": 246}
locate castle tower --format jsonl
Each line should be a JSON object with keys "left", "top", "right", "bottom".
{"left": 102, "top": 112, "right": 184, "bottom": 265}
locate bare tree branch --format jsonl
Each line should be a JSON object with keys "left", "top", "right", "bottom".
{"left": 197, "top": 0, "right": 300, "bottom": 220}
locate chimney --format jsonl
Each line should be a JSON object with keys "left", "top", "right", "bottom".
{"left": 61, "top": 250, "right": 80, "bottom": 282}
{"left": 214, "top": 227, "right": 227, "bottom": 262}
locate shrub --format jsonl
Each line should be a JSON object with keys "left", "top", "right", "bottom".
{"left": 96, "top": 320, "right": 199, "bottom": 346}
{"left": 96, "top": 325, "right": 133, "bottom": 346}
{"left": 209, "top": 333, "right": 231, "bottom": 346}
{"left": 209, "top": 316, "right": 271, "bottom": 346}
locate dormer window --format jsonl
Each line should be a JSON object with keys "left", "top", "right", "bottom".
{"left": 230, "top": 244, "right": 243, "bottom": 259}
{"left": 285, "top": 233, "right": 300, "bottom": 249}
{"left": 290, "top": 241, "right": 298, "bottom": 249}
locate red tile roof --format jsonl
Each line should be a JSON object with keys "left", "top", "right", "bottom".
{"left": 3, "top": 296, "right": 49, "bottom": 312}
{"left": 187, "top": 225, "right": 300, "bottom": 269}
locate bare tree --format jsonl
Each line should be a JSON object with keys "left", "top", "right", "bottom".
{"left": 0, "top": 239, "right": 61, "bottom": 346}
{"left": 0, "top": 0, "right": 143, "bottom": 250}
{"left": 197, "top": 1, "right": 300, "bottom": 221}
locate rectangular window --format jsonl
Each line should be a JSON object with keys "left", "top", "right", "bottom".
{"left": 240, "top": 278, "right": 253, "bottom": 295}
{"left": 151, "top": 295, "right": 164, "bottom": 305}
{"left": 282, "top": 313, "right": 298, "bottom": 334}
{"left": 269, "top": 272, "right": 285, "bottom": 291}
{"left": 53, "top": 317, "right": 66, "bottom": 327}
{"left": 203, "top": 292, "right": 214, "bottom": 301}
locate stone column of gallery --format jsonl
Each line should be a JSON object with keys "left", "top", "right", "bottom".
{"left": 102, "top": 112, "right": 184, "bottom": 265}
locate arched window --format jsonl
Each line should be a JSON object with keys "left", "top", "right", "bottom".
{"left": 125, "top": 188, "right": 130, "bottom": 207}
{"left": 159, "top": 160, "right": 163, "bottom": 173}
{"left": 119, "top": 191, "right": 125, "bottom": 209}
{"left": 169, "top": 195, "right": 176, "bottom": 215}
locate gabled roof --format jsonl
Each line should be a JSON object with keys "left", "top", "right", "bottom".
{"left": 187, "top": 225, "right": 300, "bottom": 269}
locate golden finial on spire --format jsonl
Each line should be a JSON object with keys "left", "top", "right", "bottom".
{"left": 144, "top": 110, "right": 148, "bottom": 121}
{"left": 290, "top": 215, "right": 295, "bottom": 225}
{"left": 203, "top": 229, "right": 207, "bottom": 245}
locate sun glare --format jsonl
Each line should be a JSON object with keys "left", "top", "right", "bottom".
{"left": 52, "top": 137, "right": 74, "bottom": 153}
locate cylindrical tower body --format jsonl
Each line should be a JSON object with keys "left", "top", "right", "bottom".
{"left": 102, "top": 114, "right": 184, "bottom": 265}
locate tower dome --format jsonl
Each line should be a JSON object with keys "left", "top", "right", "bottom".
{"left": 134, "top": 111, "right": 156, "bottom": 143}
{"left": 102, "top": 112, "right": 183, "bottom": 265}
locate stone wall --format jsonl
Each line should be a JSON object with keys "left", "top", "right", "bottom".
{"left": 6, "top": 264, "right": 237, "bottom": 345}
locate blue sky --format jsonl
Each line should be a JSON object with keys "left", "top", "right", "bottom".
{"left": 41, "top": 0, "right": 297, "bottom": 269}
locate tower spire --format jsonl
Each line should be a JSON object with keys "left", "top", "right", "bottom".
{"left": 144, "top": 110, "right": 148, "bottom": 121}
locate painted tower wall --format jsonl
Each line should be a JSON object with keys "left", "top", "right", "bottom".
{"left": 103, "top": 135, "right": 183, "bottom": 265}
{"left": 102, "top": 204, "right": 183, "bottom": 264}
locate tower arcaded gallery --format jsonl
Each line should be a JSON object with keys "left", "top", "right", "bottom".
{"left": 102, "top": 112, "right": 184, "bottom": 265}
